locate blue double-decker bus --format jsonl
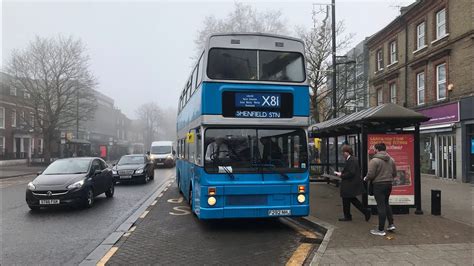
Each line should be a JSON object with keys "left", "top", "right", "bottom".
{"left": 176, "top": 33, "right": 310, "bottom": 219}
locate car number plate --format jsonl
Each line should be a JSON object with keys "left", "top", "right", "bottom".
{"left": 120, "top": 175, "right": 132, "bottom": 179}
{"left": 39, "top": 199, "right": 60, "bottom": 205}
{"left": 268, "top": 209, "right": 291, "bottom": 216}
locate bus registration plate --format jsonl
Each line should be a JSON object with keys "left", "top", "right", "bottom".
{"left": 268, "top": 209, "right": 291, "bottom": 216}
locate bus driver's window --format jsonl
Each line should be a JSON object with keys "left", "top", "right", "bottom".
{"left": 205, "top": 137, "right": 230, "bottom": 162}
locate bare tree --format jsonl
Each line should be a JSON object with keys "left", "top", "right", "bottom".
{"left": 296, "top": 7, "right": 353, "bottom": 122}
{"left": 136, "top": 102, "right": 162, "bottom": 148}
{"left": 6, "top": 35, "right": 97, "bottom": 163}
{"left": 194, "top": 2, "right": 289, "bottom": 55}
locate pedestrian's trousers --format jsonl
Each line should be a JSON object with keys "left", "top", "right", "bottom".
{"left": 373, "top": 182, "right": 394, "bottom": 231}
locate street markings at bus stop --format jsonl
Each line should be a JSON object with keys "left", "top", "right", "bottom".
{"left": 168, "top": 196, "right": 191, "bottom": 215}
{"left": 96, "top": 247, "right": 118, "bottom": 266}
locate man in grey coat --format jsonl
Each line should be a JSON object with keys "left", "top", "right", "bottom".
{"left": 365, "top": 143, "right": 397, "bottom": 236}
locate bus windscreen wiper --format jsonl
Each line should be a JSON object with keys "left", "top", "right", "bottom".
{"left": 251, "top": 163, "right": 289, "bottom": 179}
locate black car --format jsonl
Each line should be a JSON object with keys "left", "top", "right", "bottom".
{"left": 26, "top": 157, "right": 114, "bottom": 210}
{"left": 112, "top": 154, "right": 154, "bottom": 184}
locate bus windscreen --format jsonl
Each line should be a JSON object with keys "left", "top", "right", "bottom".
{"left": 204, "top": 128, "right": 308, "bottom": 173}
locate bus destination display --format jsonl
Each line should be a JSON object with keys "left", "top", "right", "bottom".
{"left": 235, "top": 93, "right": 281, "bottom": 108}
{"left": 223, "top": 91, "right": 293, "bottom": 118}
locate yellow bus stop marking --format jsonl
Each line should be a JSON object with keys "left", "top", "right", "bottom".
{"left": 280, "top": 218, "right": 318, "bottom": 265}
{"left": 96, "top": 246, "right": 118, "bottom": 266}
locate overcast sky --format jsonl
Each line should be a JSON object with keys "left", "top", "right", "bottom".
{"left": 2, "top": 0, "right": 414, "bottom": 119}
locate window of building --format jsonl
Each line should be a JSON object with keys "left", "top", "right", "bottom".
{"left": 436, "top": 63, "right": 447, "bottom": 100}
{"left": 11, "top": 109, "right": 16, "bottom": 127}
{"left": 436, "top": 8, "right": 447, "bottom": 39}
{"left": 30, "top": 113, "right": 35, "bottom": 128}
{"left": 376, "top": 49, "right": 383, "bottom": 71}
{"left": 0, "top": 136, "right": 4, "bottom": 153}
{"left": 38, "top": 139, "right": 43, "bottom": 154}
{"left": 417, "top": 72, "right": 425, "bottom": 105}
{"left": 0, "top": 107, "right": 4, "bottom": 129}
{"left": 20, "top": 111, "right": 25, "bottom": 125}
{"left": 10, "top": 87, "right": 17, "bottom": 96}
{"left": 389, "top": 41, "right": 397, "bottom": 64}
{"left": 377, "top": 88, "right": 383, "bottom": 106}
{"left": 390, "top": 83, "right": 397, "bottom": 103}
{"left": 417, "top": 22, "right": 425, "bottom": 49}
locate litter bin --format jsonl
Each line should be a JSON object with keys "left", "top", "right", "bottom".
{"left": 431, "top": 189, "right": 441, "bottom": 215}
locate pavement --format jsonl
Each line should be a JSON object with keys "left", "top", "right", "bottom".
{"left": 82, "top": 173, "right": 473, "bottom": 265}
{"left": 0, "top": 164, "right": 45, "bottom": 179}
{"left": 309, "top": 174, "right": 474, "bottom": 265}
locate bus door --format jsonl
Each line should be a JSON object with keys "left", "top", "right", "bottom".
{"left": 187, "top": 128, "right": 201, "bottom": 195}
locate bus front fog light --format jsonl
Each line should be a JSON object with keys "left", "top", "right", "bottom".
{"left": 208, "top": 196, "right": 217, "bottom": 206}
{"left": 297, "top": 194, "right": 306, "bottom": 203}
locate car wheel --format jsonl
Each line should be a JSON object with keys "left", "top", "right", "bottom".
{"left": 142, "top": 175, "right": 150, "bottom": 184}
{"left": 83, "top": 187, "right": 94, "bottom": 208}
{"left": 28, "top": 205, "right": 40, "bottom": 211}
{"left": 105, "top": 182, "right": 114, "bottom": 198}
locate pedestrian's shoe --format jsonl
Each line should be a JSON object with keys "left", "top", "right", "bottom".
{"left": 387, "top": 224, "right": 396, "bottom": 231}
{"left": 364, "top": 210, "right": 371, "bottom": 222}
{"left": 370, "top": 229, "right": 386, "bottom": 236}
{"left": 338, "top": 217, "right": 352, "bottom": 221}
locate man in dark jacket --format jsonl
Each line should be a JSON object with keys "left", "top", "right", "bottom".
{"left": 365, "top": 143, "right": 397, "bottom": 236}
{"left": 335, "top": 145, "right": 370, "bottom": 222}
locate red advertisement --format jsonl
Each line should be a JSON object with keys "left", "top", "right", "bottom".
{"left": 99, "top": 145, "right": 107, "bottom": 158}
{"left": 367, "top": 134, "right": 415, "bottom": 205}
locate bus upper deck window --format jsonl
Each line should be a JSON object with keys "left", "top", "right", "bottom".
{"left": 259, "top": 51, "right": 305, "bottom": 82}
{"left": 207, "top": 48, "right": 257, "bottom": 80}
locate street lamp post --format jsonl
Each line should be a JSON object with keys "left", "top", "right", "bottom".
{"left": 331, "top": 0, "right": 337, "bottom": 119}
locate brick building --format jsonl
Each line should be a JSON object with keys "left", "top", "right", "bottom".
{"left": 0, "top": 73, "right": 43, "bottom": 161}
{"left": 367, "top": 0, "right": 474, "bottom": 182}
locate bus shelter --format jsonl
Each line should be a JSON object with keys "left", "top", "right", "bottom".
{"left": 309, "top": 103, "right": 429, "bottom": 214}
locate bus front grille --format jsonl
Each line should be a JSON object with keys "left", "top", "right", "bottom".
{"left": 226, "top": 195, "right": 267, "bottom": 206}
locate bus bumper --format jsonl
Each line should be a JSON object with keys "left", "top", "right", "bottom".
{"left": 198, "top": 205, "right": 309, "bottom": 219}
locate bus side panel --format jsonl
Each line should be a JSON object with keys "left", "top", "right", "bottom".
{"left": 201, "top": 82, "right": 309, "bottom": 117}
{"left": 177, "top": 85, "right": 202, "bottom": 132}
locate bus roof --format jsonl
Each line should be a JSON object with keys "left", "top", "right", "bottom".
{"left": 206, "top": 32, "right": 305, "bottom": 53}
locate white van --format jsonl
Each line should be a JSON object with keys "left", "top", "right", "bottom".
{"left": 150, "top": 141, "right": 176, "bottom": 168}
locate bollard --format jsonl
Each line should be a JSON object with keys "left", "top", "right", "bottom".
{"left": 431, "top": 189, "right": 441, "bottom": 215}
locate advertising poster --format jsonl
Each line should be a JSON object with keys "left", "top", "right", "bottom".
{"left": 367, "top": 134, "right": 415, "bottom": 205}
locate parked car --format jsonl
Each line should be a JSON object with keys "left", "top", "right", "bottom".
{"left": 112, "top": 154, "right": 154, "bottom": 184}
{"left": 25, "top": 157, "right": 114, "bottom": 210}
{"left": 150, "top": 141, "right": 176, "bottom": 168}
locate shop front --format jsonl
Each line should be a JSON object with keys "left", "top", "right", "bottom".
{"left": 460, "top": 96, "right": 474, "bottom": 183}
{"left": 418, "top": 102, "right": 460, "bottom": 180}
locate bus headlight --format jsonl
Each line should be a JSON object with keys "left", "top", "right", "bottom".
{"left": 208, "top": 196, "right": 216, "bottom": 206}
{"left": 297, "top": 194, "right": 306, "bottom": 203}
